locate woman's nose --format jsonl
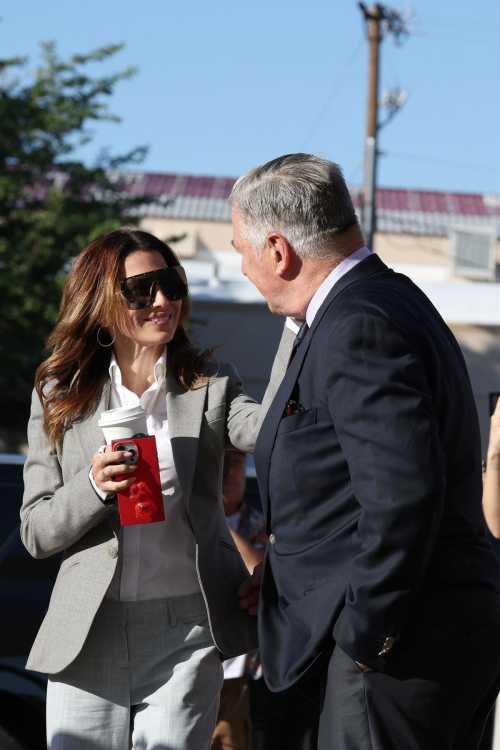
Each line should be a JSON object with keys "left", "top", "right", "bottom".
{"left": 151, "top": 283, "right": 170, "bottom": 307}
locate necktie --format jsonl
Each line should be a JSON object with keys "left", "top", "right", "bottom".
{"left": 288, "top": 321, "right": 309, "bottom": 367}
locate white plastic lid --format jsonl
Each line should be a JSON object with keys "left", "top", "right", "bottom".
{"left": 97, "top": 405, "right": 147, "bottom": 426}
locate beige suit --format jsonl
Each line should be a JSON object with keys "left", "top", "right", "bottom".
{"left": 21, "top": 326, "right": 294, "bottom": 674}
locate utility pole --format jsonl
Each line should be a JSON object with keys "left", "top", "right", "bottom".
{"left": 361, "top": 4, "right": 383, "bottom": 253}
{"left": 358, "top": 3, "right": 416, "bottom": 252}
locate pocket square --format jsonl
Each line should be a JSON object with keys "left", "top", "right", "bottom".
{"left": 283, "top": 400, "right": 306, "bottom": 418}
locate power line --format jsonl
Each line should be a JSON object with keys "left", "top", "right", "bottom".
{"left": 423, "top": 14, "right": 500, "bottom": 34}
{"left": 301, "top": 37, "right": 364, "bottom": 149}
{"left": 347, "top": 159, "right": 364, "bottom": 183}
{"left": 385, "top": 152, "right": 499, "bottom": 174}
{"left": 422, "top": 30, "right": 499, "bottom": 47}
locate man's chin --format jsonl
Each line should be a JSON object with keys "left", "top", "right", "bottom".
{"left": 267, "top": 301, "right": 293, "bottom": 318}
{"left": 267, "top": 301, "right": 283, "bottom": 316}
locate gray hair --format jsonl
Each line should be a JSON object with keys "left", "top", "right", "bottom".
{"left": 229, "top": 153, "right": 359, "bottom": 260}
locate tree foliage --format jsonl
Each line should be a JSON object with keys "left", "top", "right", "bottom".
{"left": 0, "top": 41, "right": 150, "bottom": 442}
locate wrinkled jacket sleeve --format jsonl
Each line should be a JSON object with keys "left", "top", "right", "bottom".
{"left": 20, "top": 388, "right": 115, "bottom": 559}
{"left": 226, "top": 323, "right": 295, "bottom": 453}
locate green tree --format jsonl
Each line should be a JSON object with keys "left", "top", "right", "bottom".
{"left": 0, "top": 41, "right": 152, "bottom": 446}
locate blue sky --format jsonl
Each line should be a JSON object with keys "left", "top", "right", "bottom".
{"left": 2, "top": 0, "right": 499, "bottom": 193}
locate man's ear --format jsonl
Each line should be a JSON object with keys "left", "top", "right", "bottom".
{"left": 266, "top": 233, "right": 292, "bottom": 277}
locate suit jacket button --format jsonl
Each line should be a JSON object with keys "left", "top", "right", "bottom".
{"left": 377, "top": 636, "right": 395, "bottom": 656}
{"left": 269, "top": 534, "right": 276, "bottom": 545}
{"left": 108, "top": 545, "right": 118, "bottom": 558}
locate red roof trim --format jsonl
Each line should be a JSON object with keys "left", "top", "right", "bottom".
{"left": 133, "top": 171, "right": 500, "bottom": 217}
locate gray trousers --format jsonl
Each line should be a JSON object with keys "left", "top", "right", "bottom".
{"left": 47, "top": 593, "right": 223, "bottom": 750}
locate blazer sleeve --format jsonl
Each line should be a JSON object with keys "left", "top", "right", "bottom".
{"left": 225, "top": 323, "right": 295, "bottom": 453}
{"left": 327, "top": 310, "right": 446, "bottom": 669}
{"left": 20, "top": 388, "right": 115, "bottom": 559}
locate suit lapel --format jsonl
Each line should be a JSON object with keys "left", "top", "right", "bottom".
{"left": 166, "top": 363, "right": 208, "bottom": 508}
{"left": 255, "top": 253, "right": 388, "bottom": 521}
{"left": 254, "top": 341, "right": 306, "bottom": 523}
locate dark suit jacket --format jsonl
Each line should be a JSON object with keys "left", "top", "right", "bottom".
{"left": 254, "top": 253, "right": 500, "bottom": 691}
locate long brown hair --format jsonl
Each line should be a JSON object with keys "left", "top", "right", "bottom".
{"left": 35, "top": 228, "right": 216, "bottom": 448}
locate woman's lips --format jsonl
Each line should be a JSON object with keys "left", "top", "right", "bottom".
{"left": 147, "top": 314, "right": 173, "bottom": 327}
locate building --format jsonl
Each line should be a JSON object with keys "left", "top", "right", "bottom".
{"left": 122, "top": 169, "right": 500, "bottom": 453}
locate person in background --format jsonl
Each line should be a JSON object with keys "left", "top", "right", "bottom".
{"left": 483, "top": 397, "right": 500, "bottom": 538}
{"left": 213, "top": 451, "right": 320, "bottom": 750}
{"left": 223, "top": 450, "right": 267, "bottom": 571}
{"left": 480, "top": 396, "right": 500, "bottom": 750}
{"left": 212, "top": 450, "right": 266, "bottom": 750}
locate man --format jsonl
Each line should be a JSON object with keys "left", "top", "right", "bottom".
{"left": 231, "top": 153, "right": 500, "bottom": 750}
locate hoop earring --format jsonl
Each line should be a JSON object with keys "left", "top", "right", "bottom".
{"left": 97, "top": 326, "right": 115, "bottom": 348}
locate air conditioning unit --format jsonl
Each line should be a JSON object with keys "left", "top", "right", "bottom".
{"left": 449, "top": 226, "right": 497, "bottom": 281}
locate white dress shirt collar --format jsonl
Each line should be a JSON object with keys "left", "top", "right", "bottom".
{"left": 108, "top": 347, "right": 167, "bottom": 388}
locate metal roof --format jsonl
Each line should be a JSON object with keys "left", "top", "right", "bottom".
{"left": 121, "top": 170, "right": 500, "bottom": 238}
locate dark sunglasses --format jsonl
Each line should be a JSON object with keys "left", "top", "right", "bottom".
{"left": 120, "top": 267, "right": 188, "bottom": 310}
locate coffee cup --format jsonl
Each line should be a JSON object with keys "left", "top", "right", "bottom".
{"left": 98, "top": 405, "right": 148, "bottom": 445}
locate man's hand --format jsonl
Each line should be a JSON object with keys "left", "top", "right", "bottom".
{"left": 237, "top": 561, "right": 263, "bottom": 616}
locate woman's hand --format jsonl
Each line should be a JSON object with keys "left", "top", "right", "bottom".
{"left": 92, "top": 446, "right": 137, "bottom": 495}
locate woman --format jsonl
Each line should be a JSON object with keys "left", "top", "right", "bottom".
{"left": 21, "top": 228, "right": 292, "bottom": 750}
{"left": 483, "top": 396, "right": 500, "bottom": 538}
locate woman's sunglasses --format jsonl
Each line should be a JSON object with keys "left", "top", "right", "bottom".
{"left": 120, "top": 267, "right": 188, "bottom": 310}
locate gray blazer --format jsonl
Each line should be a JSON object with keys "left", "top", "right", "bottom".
{"left": 21, "top": 326, "right": 294, "bottom": 674}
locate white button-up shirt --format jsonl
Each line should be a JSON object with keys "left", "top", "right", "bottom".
{"left": 95, "top": 347, "right": 201, "bottom": 601}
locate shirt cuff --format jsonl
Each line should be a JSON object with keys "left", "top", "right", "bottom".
{"left": 89, "top": 467, "right": 116, "bottom": 504}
